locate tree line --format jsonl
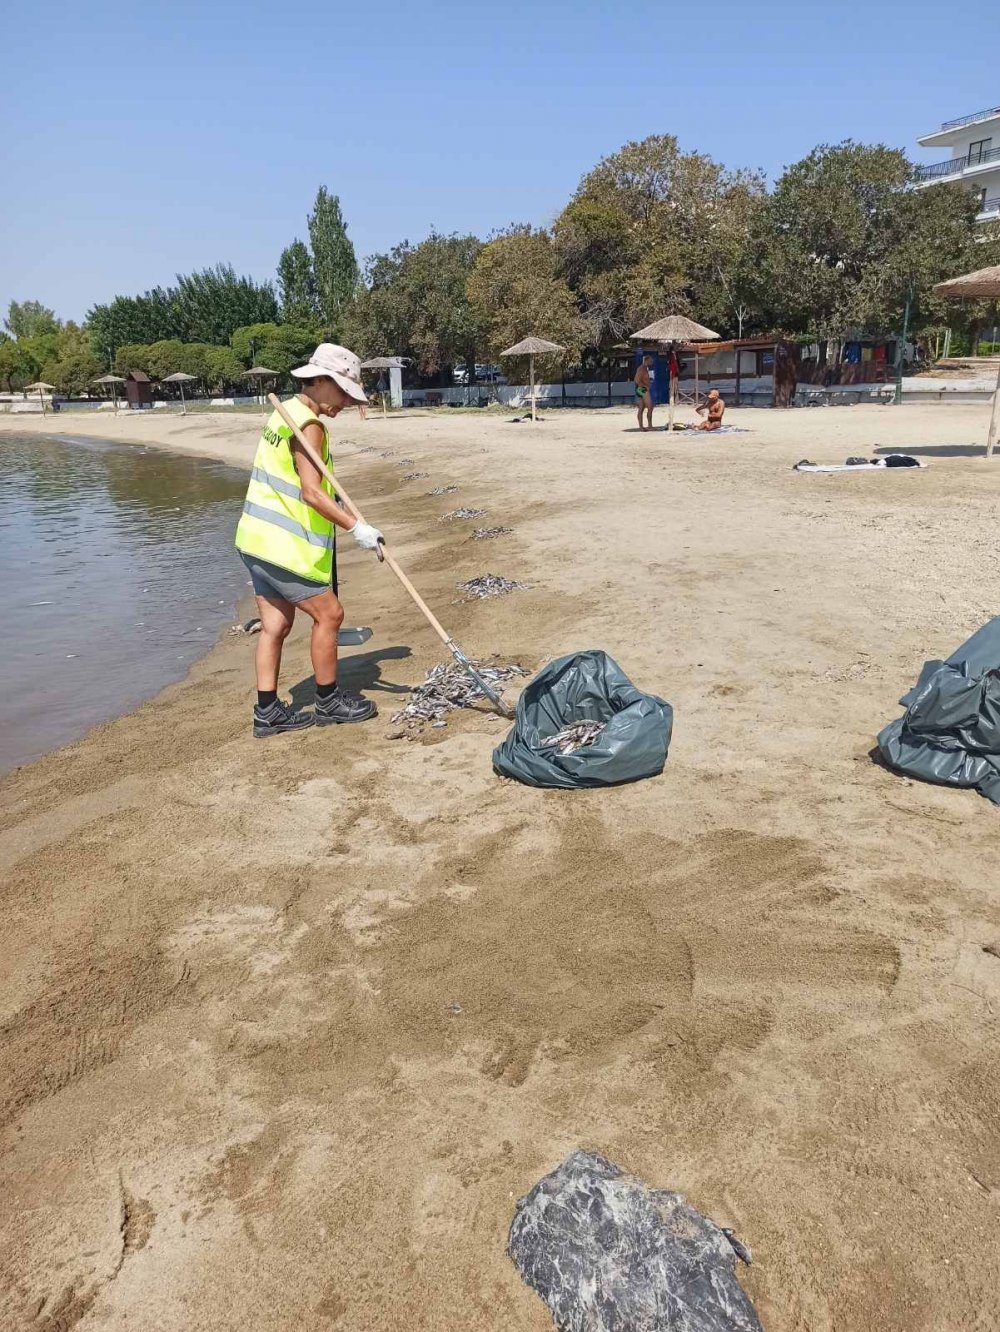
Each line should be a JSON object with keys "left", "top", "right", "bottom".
{"left": 2, "top": 137, "right": 998, "bottom": 396}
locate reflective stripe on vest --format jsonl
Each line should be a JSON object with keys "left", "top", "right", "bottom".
{"left": 234, "top": 397, "right": 336, "bottom": 581}
{"left": 241, "top": 500, "right": 335, "bottom": 548}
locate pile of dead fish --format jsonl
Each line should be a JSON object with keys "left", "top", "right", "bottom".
{"left": 403, "top": 471, "right": 430, "bottom": 481}
{"left": 430, "top": 485, "right": 460, "bottom": 495}
{"left": 359, "top": 445, "right": 378, "bottom": 455}
{"left": 458, "top": 574, "right": 531, "bottom": 599}
{"left": 379, "top": 450, "right": 395, "bottom": 459}
{"left": 472, "top": 526, "right": 513, "bottom": 540}
{"left": 390, "top": 660, "right": 527, "bottom": 730}
{"left": 395, "top": 458, "right": 416, "bottom": 466}
{"left": 541, "top": 720, "right": 605, "bottom": 755}
{"left": 441, "top": 507, "right": 487, "bottom": 522}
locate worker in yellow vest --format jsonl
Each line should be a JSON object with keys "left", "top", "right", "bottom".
{"left": 235, "top": 344, "right": 384, "bottom": 737}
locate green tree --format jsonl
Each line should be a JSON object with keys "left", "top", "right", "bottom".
{"left": 467, "top": 227, "right": 585, "bottom": 378}
{"left": 750, "top": 141, "right": 989, "bottom": 341}
{"left": 0, "top": 339, "right": 39, "bottom": 391}
{"left": 277, "top": 240, "right": 319, "bottom": 324}
{"left": 344, "top": 233, "right": 483, "bottom": 380}
{"left": 230, "top": 322, "right": 317, "bottom": 375}
{"left": 553, "top": 135, "right": 768, "bottom": 342}
{"left": 87, "top": 265, "right": 277, "bottom": 361}
{"left": 44, "top": 322, "right": 102, "bottom": 394}
{"left": 5, "top": 299, "right": 60, "bottom": 339}
{"left": 308, "top": 187, "right": 359, "bottom": 326}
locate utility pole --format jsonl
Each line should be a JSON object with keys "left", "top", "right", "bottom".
{"left": 894, "top": 288, "right": 912, "bottom": 405}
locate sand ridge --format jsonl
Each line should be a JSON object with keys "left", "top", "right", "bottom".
{"left": 2, "top": 402, "right": 1000, "bottom": 1330}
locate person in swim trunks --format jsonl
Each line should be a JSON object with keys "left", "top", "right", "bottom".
{"left": 694, "top": 388, "right": 725, "bottom": 431}
{"left": 634, "top": 354, "right": 654, "bottom": 431}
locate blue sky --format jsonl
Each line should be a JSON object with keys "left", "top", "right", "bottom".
{"left": 2, "top": 0, "right": 998, "bottom": 323}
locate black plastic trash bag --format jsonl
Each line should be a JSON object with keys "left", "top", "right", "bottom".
{"left": 492, "top": 650, "right": 672, "bottom": 789}
{"left": 877, "top": 617, "right": 1000, "bottom": 805}
{"left": 508, "top": 1151, "right": 763, "bottom": 1332}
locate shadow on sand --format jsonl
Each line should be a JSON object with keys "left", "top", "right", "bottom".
{"left": 874, "top": 443, "right": 985, "bottom": 459}
{"left": 289, "top": 644, "right": 413, "bottom": 709}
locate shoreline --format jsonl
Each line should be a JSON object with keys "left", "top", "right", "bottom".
{"left": 4, "top": 400, "right": 1000, "bottom": 1330}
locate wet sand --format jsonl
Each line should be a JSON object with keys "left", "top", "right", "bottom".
{"left": 2, "top": 401, "right": 1000, "bottom": 1331}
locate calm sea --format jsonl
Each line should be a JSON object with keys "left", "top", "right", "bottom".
{"left": 0, "top": 432, "right": 250, "bottom": 772}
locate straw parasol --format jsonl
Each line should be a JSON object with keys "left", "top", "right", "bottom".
{"left": 242, "top": 366, "right": 279, "bottom": 412}
{"left": 162, "top": 370, "right": 198, "bottom": 415}
{"left": 25, "top": 381, "right": 55, "bottom": 415}
{"left": 500, "top": 337, "right": 565, "bottom": 422}
{"left": 92, "top": 372, "right": 126, "bottom": 413}
{"left": 631, "top": 316, "right": 721, "bottom": 431}
{"left": 933, "top": 266, "right": 1000, "bottom": 458}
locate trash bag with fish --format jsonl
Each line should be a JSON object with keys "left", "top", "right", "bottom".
{"left": 493, "top": 649, "right": 672, "bottom": 789}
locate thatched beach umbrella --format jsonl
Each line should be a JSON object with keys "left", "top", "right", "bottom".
{"left": 162, "top": 370, "right": 197, "bottom": 415}
{"left": 933, "top": 266, "right": 1000, "bottom": 458}
{"left": 25, "top": 381, "right": 55, "bottom": 415}
{"left": 501, "top": 337, "right": 565, "bottom": 422}
{"left": 631, "top": 316, "right": 721, "bottom": 431}
{"left": 92, "top": 372, "right": 126, "bottom": 413}
{"left": 242, "top": 366, "right": 279, "bottom": 412}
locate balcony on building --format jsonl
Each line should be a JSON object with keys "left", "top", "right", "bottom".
{"left": 916, "top": 104, "right": 1000, "bottom": 189}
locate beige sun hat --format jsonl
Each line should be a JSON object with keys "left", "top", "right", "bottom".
{"left": 290, "top": 343, "right": 368, "bottom": 402}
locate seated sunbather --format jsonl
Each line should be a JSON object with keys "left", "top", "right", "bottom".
{"left": 694, "top": 389, "right": 725, "bottom": 431}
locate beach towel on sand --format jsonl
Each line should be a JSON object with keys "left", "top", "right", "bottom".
{"left": 794, "top": 455, "right": 923, "bottom": 472}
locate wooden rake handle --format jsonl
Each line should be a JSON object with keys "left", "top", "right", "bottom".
{"left": 267, "top": 393, "right": 452, "bottom": 649}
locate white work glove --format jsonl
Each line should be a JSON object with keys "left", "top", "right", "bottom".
{"left": 349, "top": 519, "right": 384, "bottom": 551}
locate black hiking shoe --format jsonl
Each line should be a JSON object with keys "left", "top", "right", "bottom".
{"left": 313, "top": 685, "right": 378, "bottom": 725}
{"left": 252, "top": 698, "right": 315, "bottom": 738}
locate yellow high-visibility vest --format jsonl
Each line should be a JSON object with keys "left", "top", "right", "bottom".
{"left": 234, "top": 396, "right": 335, "bottom": 581}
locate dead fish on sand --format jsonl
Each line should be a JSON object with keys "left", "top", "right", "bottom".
{"left": 541, "top": 720, "right": 605, "bottom": 754}
{"left": 472, "top": 526, "right": 513, "bottom": 540}
{"left": 395, "top": 458, "right": 416, "bottom": 466}
{"left": 440, "top": 507, "right": 487, "bottom": 522}
{"left": 359, "top": 445, "right": 378, "bottom": 455}
{"left": 457, "top": 574, "right": 530, "bottom": 599}
{"left": 403, "top": 472, "right": 430, "bottom": 481}
{"left": 390, "top": 660, "right": 527, "bottom": 729}
{"left": 430, "top": 485, "right": 460, "bottom": 495}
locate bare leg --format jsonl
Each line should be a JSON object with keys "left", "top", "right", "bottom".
{"left": 296, "top": 587, "right": 345, "bottom": 687}
{"left": 645, "top": 405, "right": 655, "bottom": 431}
{"left": 254, "top": 595, "right": 295, "bottom": 691}
{"left": 636, "top": 400, "right": 645, "bottom": 430}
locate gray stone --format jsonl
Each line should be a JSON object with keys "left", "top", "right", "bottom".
{"left": 508, "top": 1151, "right": 763, "bottom": 1332}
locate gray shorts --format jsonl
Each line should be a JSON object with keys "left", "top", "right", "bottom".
{"left": 239, "top": 552, "right": 330, "bottom": 604}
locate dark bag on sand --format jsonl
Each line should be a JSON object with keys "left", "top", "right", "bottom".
{"left": 877, "top": 617, "right": 1000, "bottom": 804}
{"left": 492, "top": 650, "right": 672, "bottom": 789}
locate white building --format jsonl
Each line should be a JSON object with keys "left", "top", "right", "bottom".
{"left": 916, "top": 103, "right": 1000, "bottom": 223}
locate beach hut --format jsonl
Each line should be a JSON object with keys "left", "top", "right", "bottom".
{"left": 500, "top": 337, "right": 566, "bottom": 422}
{"left": 24, "top": 381, "right": 55, "bottom": 415}
{"left": 361, "top": 356, "right": 409, "bottom": 414}
{"left": 630, "top": 316, "right": 721, "bottom": 431}
{"left": 92, "top": 373, "right": 126, "bottom": 413}
{"left": 162, "top": 371, "right": 198, "bottom": 415}
{"left": 242, "top": 366, "right": 279, "bottom": 412}
{"left": 125, "top": 369, "right": 154, "bottom": 409}
{"left": 933, "top": 265, "right": 1000, "bottom": 458}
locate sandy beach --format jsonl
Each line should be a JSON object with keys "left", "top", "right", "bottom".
{"left": 3, "top": 399, "right": 1000, "bottom": 1331}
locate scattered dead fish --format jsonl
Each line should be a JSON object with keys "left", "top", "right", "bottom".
{"left": 403, "top": 472, "right": 430, "bottom": 481}
{"left": 395, "top": 458, "right": 416, "bottom": 466}
{"left": 472, "top": 526, "right": 513, "bottom": 540}
{"left": 390, "top": 660, "right": 528, "bottom": 729}
{"left": 457, "top": 574, "right": 531, "bottom": 599}
{"left": 359, "top": 445, "right": 378, "bottom": 455}
{"left": 541, "top": 720, "right": 605, "bottom": 754}
{"left": 430, "top": 485, "right": 460, "bottom": 495}
{"left": 380, "top": 450, "right": 396, "bottom": 458}
{"left": 440, "top": 507, "right": 487, "bottom": 522}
